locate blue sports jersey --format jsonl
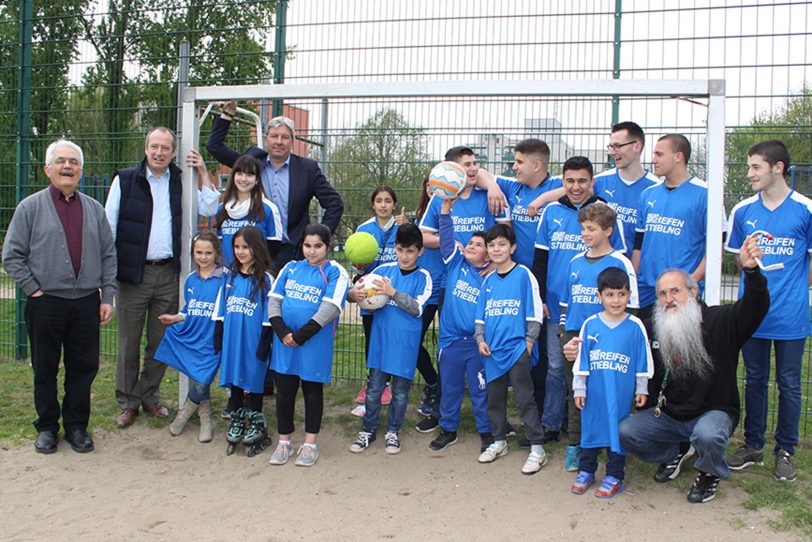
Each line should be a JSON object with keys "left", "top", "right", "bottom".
{"left": 594, "top": 168, "right": 660, "bottom": 253}
{"left": 726, "top": 191, "right": 812, "bottom": 340}
{"left": 635, "top": 178, "right": 707, "bottom": 306}
{"left": 561, "top": 251, "right": 639, "bottom": 332}
{"left": 575, "top": 313, "right": 653, "bottom": 453}
{"left": 535, "top": 200, "right": 627, "bottom": 323}
{"left": 356, "top": 216, "right": 398, "bottom": 273}
{"left": 155, "top": 269, "right": 225, "bottom": 384}
{"left": 475, "top": 264, "right": 543, "bottom": 383}
{"left": 218, "top": 199, "right": 283, "bottom": 266}
{"left": 270, "top": 259, "right": 349, "bottom": 383}
{"left": 367, "top": 262, "right": 433, "bottom": 379}
{"left": 438, "top": 213, "right": 486, "bottom": 349}
{"left": 495, "top": 174, "right": 563, "bottom": 267}
{"left": 213, "top": 270, "right": 273, "bottom": 393}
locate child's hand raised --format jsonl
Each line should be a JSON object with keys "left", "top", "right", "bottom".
{"left": 562, "top": 336, "right": 582, "bottom": 362}
{"left": 395, "top": 207, "right": 408, "bottom": 225}
{"left": 440, "top": 198, "right": 458, "bottom": 214}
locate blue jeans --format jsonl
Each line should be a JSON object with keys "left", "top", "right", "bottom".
{"left": 540, "top": 322, "right": 566, "bottom": 431}
{"left": 619, "top": 408, "right": 734, "bottom": 478}
{"left": 742, "top": 337, "right": 806, "bottom": 455}
{"left": 579, "top": 447, "right": 626, "bottom": 480}
{"left": 187, "top": 378, "right": 211, "bottom": 404}
{"left": 438, "top": 337, "right": 491, "bottom": 434}
{"left": 363, "top": 368, "right": 411, "bottom": 434}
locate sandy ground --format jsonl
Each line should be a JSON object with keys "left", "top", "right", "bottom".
{"left": 0, "top": 418, "right": 802, "bottom": 542}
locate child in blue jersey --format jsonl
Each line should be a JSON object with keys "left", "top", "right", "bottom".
{"left": 533, "top": 156, "right": 627, "bottom": 445}
{"left": 427, "top": 197, "right": 493, "bottom": 455}
{"left": 566, "top": 267, "right": 652, "bottom": 498}
{"left": 475, "top": 224, "right": 546, "bottom": 474}
{"left": 215, "top": 155, "right": 282, "bottom": 266}
{"left": 349, "top": 224, "right": 433, "bottom": 454}
{"left": 352, "top": 186, "right": 406, "bottom": 412}
{"left": 155, "top": 229, "right": 225, "bottom": 443}
{"left": 558, "top": 203, "right": 639, "bottom": 470}
{"left": 213, "top": 226, "right": 276, "bottom": 454}
{"left": 416, "top": 146, "right": 509, "bottom": 430}
{"left": 268, "top": 224, "right": 349, "bottom": 467}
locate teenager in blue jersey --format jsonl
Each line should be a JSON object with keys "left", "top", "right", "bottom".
{"left": 593, "top": 122, "right": 661, "bottom": 252}
{"left": 426, "top": 197, "right": 494, "bottom": 455}
{"left": 155, "top": 230, "right": 225, "bottom": 443}
{"left": 633, "top": 134, "right": 708, "bottom": 318}
{"left": 532, "top": 156, "right": 627, "bottom": 444}
{"left": 214, "top": 155, "right": 283, "bottom": 267}
{"left": 213, "top": 226, "right": 276, "bottom": 453}
{"left": 416, "top": 146, "right": 509, "bottom": 431}
{"left": 557, "top": 203, "right": 638, "bottom": 471}
{"left": 475, "top": 224, "right": 546, "bottom": 474}
{"left": 349, "top": 224, "right": 433, "bottom": 454}
{"left": 268, "top": 224, "right": 349, "bottom": 467}
{"left": 566, "top": 267, "right": 652, "bottom": 498}
{"left": 351, "top": 186, "right": 406, "bottom": 412}
{"left": 725, "top": 140, "right": 812, "bottom": 482}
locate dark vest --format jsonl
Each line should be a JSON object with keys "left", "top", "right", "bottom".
{"left": 114, "top": 158, "right": 183, "bottom": 284}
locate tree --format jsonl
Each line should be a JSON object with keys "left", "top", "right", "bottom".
{"left": 328, "top": 109, "right": 432, "bottom": 232}
{"left": 726, "top": 89, "right": 812, "bottom": 207}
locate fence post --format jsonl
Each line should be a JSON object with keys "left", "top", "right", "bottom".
{"left": 272, "top": 0, "right": 288, "bottom": 117}
{"left": 611, "top": 0, "right": 622, "bottom": 126}
{"left": 14, "top": 0, "right": 34, "bottom": 360}
{"left": 176, "top": 39, "right": 191, "bottom": 406}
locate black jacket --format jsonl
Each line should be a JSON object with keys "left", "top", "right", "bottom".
{"left": 646, "top": 268, "right": 770, "bottom": 425}
{"left": 205, "top": 115, "right": 343, "bottom": 250}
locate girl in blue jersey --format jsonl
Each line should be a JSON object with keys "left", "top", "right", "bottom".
{"left": 156, "top": 229, "right": 225, "bottom": 443}
{"left": 268, "top": 224, "right": 349, "bottom": 467}
{"left": 215, "top": 155, "right": 282, "bottom": 266}
{"left": 213, "top": 226, "right": 276, "bottom": 455}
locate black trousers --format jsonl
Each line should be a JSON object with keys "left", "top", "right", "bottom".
{"left": 275, "top": 373, "right": 324, "bottom": 435}
{"left": 26, "top": 292, "right": 100, "bottom": 433}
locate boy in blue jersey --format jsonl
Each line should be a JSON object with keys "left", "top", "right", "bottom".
{"left": 633, "top": 134, "right": 708, "bottom": 319}
{"left": 428, "top": 197, "right": 493, "bottom": 454}
{"left": 475, "top": 224, "right": 546, "bottom": 474}
{"left": 594, "top": 122, "right": 661, "bottom": 253}
{"left": 566, "top": 267, "right": 652, "bottom": 498}
{"left": 558, "top": 202, "right": 638, "bottom": 471}
{"left": 349, "top": 224, "right": 433, "bottom": 454}
{"left": 416, "top": 146, "right": 509, "bottom": 431}
{"left": 725, "top": 140, "right": 812, "bottom": 482}
{"left": 532, "top": 156, "right": 627, "bottom": 445}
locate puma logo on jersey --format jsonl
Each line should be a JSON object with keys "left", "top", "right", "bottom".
{"left": 515, "top": 195, "right": 522, "bottom": 204}
{"left": 187, "top": 287, "right": 194, "bottom": 296}
{"left": 486, "top": 288, "right": 492, "bottom": 293}
{"left": 587, "top": 333, "right": 600, "bottom": 343}
{"left": 461, "top": 267, "right": 469, "bottom": 276}
{"left": 553, "top": 218, "right": 564, "bottom": 228}
{"left": 647, "top": 200, "right": 656, "bottom": 208}
{"left": 570, "top": 271, "right": 579, "bottom": 281}
{"left": 746, "top": 219, "right": 758, "bottom": 230}
{"left": 604, "top": 189, "right": 615, "bottom": 198}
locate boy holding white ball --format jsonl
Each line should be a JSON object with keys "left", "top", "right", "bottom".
{"left": 349, "top": 224, "right": 433, "bottom": 454}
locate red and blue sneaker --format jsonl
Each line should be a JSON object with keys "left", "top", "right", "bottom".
{"left": 570, "top": 471, "right": 596, "bottom": 495}
{"left": 594, "top": 475, "right": 624, "bottom": 498}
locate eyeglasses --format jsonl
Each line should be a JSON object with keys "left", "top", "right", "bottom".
{"left": 606, "top": 141, "right": 637, "bottom": 152}
{"left": 52, "top": 157, "right": 82, "bottom": 167}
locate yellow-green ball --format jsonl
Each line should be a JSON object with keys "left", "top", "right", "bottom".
{"left": 345, "top": 232, "right": 380, "bottom": 266}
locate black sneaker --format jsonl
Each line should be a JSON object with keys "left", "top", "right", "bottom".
{"left": 415, "top": 415, "right": 439, "bottom": 433}
{"left": 429, "top": 430, "right": 458, "bottom": 452}
{"left": 687, "top": 472, "right": 720, "bottom": 503}
{"left": 541, "top": 429, "right": 560, "bottom": 444}
{"left": 654, "top": 444, "right": 695, "bottom": 483}
{"left": 480, "top": 432, "right": 495, "bottom": 453}
{"left": 505, "top": 422, "right": 518, "bottom": 438}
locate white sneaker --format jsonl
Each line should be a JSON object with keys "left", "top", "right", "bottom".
{"left": 478, "top": 440, "right": 508, "bottom": 463}
{"left": 269, "top": 441, "right": 293, "bottom": 465}
{"left": 294, "top": 444, "right": 319, "bottom": 467}
{"left": 384, "top": 431, "right": 401, "bottom": 454}
{"left": 521, "top": 449, "right": 548, "bottom": 475}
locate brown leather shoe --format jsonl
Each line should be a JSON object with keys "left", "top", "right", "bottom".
{"left": 143, "top": 402, "right": 169, "bottom": 419}
{"left": 117, "top": 408, "right": 138, "bottom": 428}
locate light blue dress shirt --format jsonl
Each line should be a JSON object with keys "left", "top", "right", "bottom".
{"left": 261, "top": 156, "right": 291, "bottom": 243}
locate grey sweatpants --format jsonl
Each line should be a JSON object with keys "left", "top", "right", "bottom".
{"left": 486, "top": 351, "right": 544, "bottom": 443}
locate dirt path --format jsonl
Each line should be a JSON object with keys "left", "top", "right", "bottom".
{"left": 0, "top": 422, "right": 800, "bottom": 541}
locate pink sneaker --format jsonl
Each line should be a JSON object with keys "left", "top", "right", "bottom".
{"left": 355, "top": 385, "right": 367, "bottom": 404}
{"left": 381, "top": 384, "right": 392, "bottom": 405}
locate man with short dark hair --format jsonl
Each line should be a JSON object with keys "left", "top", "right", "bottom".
{"left": 725, "top": 140, "right": 812, "bottom": 482}
{"left": 3, "top": 139, "right": 117, "bottom": 454}
{"left": 206, "top": 101, "right": 343, "bottom": 268}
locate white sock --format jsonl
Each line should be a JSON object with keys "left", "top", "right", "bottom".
{"left": 279, "top": 439, "right": 291, "bottom": 446}
{"left": 531, "top": 444, "right": 544, "bottom": 455}
{"left": 303, "top": 442, "right": 317, "bottom": 449}
{"left": 495, "top": 439, "right": 507, "bottom": 447}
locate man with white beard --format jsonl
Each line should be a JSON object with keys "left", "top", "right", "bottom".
{"left": 622, "top": 235, "right": 769, "bottom": 502}
{"left": 563, "top": 235, "right": 769, "bottom": 504}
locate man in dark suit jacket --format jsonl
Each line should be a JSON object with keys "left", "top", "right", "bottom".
{"left": 206, "top": 101, "right": 343, "bottom": 268}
